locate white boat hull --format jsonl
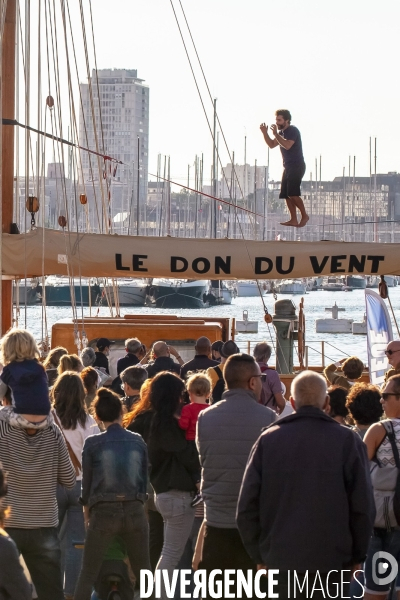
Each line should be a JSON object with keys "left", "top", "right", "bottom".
{"left": 316, "top": 318, "right": 353, "bottom": 333}
{"left": 277, "top": 280, "right": 307, "bottom": 295}
{"left": 352, "top": 321, "right": 367, "bottom": 335}
{"left": 103, "top": 280, "right": 147, "bottom": 306}
{"left": 236, "top": 281, "right": 266, "bottom": 297}
{"left": 385, "top": 275, "right": 397, "bottom": 287}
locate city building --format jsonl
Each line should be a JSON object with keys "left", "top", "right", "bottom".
{"left": 78, "top": 68, "right": 150, "bottom": 229}
{"left": 300, "top": 175, "right": 397, "bottom": 221}
{"left": 203, "top": 163, "right": 269, "bottom": 200}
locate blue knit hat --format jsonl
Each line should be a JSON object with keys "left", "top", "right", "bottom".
{"left": 2, "top": 360, "right": 51, "bottom": 415}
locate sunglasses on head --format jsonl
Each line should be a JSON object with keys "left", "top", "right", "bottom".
{"left": 384, "top": 349, "right": 400, "bottom": 356}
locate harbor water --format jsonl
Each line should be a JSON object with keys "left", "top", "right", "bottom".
{"left": 15, "top": 287, "right": 400, "bottom": 367}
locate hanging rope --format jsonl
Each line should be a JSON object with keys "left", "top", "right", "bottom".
{"left": 3, "top": 118, "right": 122, "bottom": 163}
{"left": 168, "top": 1, "right": 274, "bottom": 321}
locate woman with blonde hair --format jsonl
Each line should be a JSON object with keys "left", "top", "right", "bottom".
{"left": 57, "top": 353, "right": 83, "bottom": 375}
{"left": 52, "top": 371, "right": 99, "bottom": 598}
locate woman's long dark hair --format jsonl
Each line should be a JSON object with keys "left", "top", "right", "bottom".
{"left": 52, "top": 371, "right": 88, "bottom": 430}
{"left": 149, "top": 372, "right": 185, "bottom": 432}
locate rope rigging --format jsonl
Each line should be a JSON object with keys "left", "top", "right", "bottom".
{"left": 11, "top": 0, "right": 304, "bottom": 371}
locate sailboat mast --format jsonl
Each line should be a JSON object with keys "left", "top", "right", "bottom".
{"left": 369, "top": 137, "right": 372, "bottom": 242}
{"left": 167, "top": 156, "right": 171, "bottom": 236}
{"left": 320, "top": 156, "right": 324, "bottom": 239}
{"left": 1, "top": 0, "right": 16, "bottom": 335}
{"left": 185, "top": 164, "right": 190, "bottom": 237}
{"left": 374, "top": 138, "right": 377, "bottom": 242}
{"left": 136, "top": 137, "right": 140, "bottom": 235}
{"left": 254, "top": 158, "right": 257, "bottom": 240}
{"left": 212, "top": 98, "right": 217, "bottom": 238}
{"left": 194, "top": 155, "right": 198, "bottom": 238}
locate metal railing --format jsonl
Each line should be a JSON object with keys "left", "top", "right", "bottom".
{"left": 235, "top": 339, "right": 354, "bottom": 368}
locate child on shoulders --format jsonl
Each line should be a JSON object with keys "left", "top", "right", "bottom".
{"left": 0, "top": 329, "right": 51, "bottom": 427}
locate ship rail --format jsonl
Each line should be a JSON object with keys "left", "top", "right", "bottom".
{"left": 235, "top": 339, "right": 356, "bottom": 369}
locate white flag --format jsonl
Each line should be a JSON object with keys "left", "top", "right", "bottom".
{"left": 365, "top": 289, "right": 393, "bottom": 386}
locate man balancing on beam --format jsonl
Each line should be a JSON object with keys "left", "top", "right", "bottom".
{"left": 260, "top": 109, "right": 309, "bottom": 227}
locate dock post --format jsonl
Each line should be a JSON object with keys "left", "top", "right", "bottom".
{"left": 272, "top": 299, "right": 297, "bottom": 374}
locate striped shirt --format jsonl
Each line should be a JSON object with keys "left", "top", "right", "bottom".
{"left": 0, "top": 421, "right": 76, "bottom": 528}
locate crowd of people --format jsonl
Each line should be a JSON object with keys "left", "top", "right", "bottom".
{"left": 0, "top": 329, "right": 400, "bottom": 599}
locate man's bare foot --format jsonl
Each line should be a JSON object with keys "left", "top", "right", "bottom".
{"left": 280, "top": 220, "right": 299, "bottom": 227}
{"left": 298, "top": 215, "right": 310, "bottom": 228}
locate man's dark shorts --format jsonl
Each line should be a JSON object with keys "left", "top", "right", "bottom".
{"left": 279, "top": 163, "right": 306, "bottom": 199}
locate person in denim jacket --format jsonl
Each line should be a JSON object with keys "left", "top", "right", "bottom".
{"left": 74, "top": 388, "right": 150, "bottom": 600}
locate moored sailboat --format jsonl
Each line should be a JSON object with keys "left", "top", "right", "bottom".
{"left": 146, "top": 279, "right": 208, "bottom": 309}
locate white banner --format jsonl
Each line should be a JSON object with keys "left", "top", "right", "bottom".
{"left": 365, "top": 289, "right": 393, "bottom": 386}
{"left": 3, "top": 228, "right": 400, "bottom": 280}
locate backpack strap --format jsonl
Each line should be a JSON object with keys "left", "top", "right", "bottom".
{"left": 382, "top": 420, "right": 400, "bottom": 470}
{"left": 52, "top": 410, "right": 82, "bottom": 476}
{"left": 214, "top": 366, "right": 223, "bottom": 379}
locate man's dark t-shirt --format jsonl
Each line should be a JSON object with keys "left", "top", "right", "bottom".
{"left": 94, "top": 351, "right": 109, "bottom": 374}
{"left": 145, "top": 356, "right": 181, "bottom": 379}
{"left": 180, "top": 355, "right": 218, "bottom": 380}
{"left": 279, "top": 125, "right": 304, "bottom": 167}
{"left": 117, "top": 353, "right": 139, "bottom": 375}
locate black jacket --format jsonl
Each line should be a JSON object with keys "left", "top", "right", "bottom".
{"left": 127, "top": 410, "right": 153, "bottom": 444}
{"left": 0, "top": 531, "right": 31, "bottom": 600}
{"left": 145, "top": 357, "right": 180, "bottom": 378}
{"left": 180, "top": 355, "right": 218, "bottom": 379}
{"left": 237, "top": 406, "right": 374, "bottom": 572}
{"left": 146, "top": 419, "right": 200, "bottom": 494}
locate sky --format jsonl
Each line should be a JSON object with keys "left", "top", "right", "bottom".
{"left": 22, "top": 0, "right": 400, "bottom": 187}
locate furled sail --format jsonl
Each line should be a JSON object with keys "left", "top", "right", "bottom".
{"left": 2, "top": 228, "right": 400, "bottom": 280}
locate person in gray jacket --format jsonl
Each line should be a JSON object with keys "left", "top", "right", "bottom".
{"left": 195, "top": 353, "right": 276, "bottom": 576}
{"left": 237, "top": 370, "right": 374, "bottom": 599}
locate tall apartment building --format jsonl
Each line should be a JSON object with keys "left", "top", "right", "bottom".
{"left": 79, "top": 68, "right": 149, "bottom": 207}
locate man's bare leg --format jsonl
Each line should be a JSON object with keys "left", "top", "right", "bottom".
{"left": 289, "top": 196, "right": 309, "bottom": 227}
{"left": 280, "top": 198, "right": 299, "bottom": 226}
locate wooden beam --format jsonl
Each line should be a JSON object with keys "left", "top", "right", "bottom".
{"left": 1, "top": 0, "right": 16, "bottom": 334}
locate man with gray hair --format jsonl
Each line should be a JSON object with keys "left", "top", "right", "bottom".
{"left": 120, "top": 365, "right": 148, "bottom": 412}
{"left": 253, "top": 341, "right": 285, "bottom": 413}
{"left": 117, "top": 338, "right": 145, "bottom": 375}
{"left": 237, "top": 370, "right": 374, "bottom": 598}
{"left": 81, "top": 347, "right": 96, "bottom": 368}
{"left": 81, "top": 347, "right": 110, "bottom": 386}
